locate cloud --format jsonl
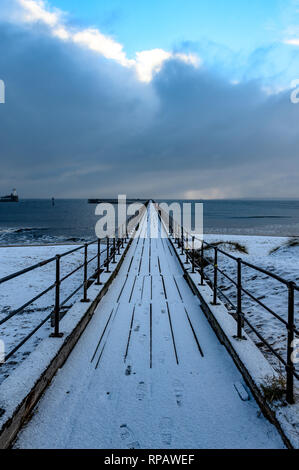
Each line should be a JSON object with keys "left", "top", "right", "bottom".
{"left": 18, "top": 0, "right": 61, "bottom": 27}
{"left": 72, "top": 28, "right": 133, "bottom": 67}
{"left": 10, "top": 0, "right": 200, "bottom": 82}
{"left": 1, "top": 1, "right": 299, "bottom": 199}
{"left": 135, "top": 49, "right": 200, "bottom": 82}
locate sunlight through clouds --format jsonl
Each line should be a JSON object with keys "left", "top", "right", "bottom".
{"left": 15, "top": 0, "right": 200, "bottom": 82}
{"left": 72, "top": 28, "right": 134, "bottom": 67}
{"left": 135, "top": 49, "right": 200, "bottom": 82}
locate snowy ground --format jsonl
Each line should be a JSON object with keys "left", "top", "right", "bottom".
{"left": 0, "top": 243, "right": 98, "bottom": 383}
{"left": 203, "top": 234, "right": 299, "bottom": 374}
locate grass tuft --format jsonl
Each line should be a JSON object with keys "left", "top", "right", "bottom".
{"left": 204, "top": 240, "right": 248, "bottom": 254}
{"left": 261, "top": 374, "right": 286, "bottom": 403}
{"left": 269, "top": 237, "right": 299, "bottom": 255}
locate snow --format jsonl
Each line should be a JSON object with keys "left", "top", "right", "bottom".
{"left": 202, "top": 234, "right": 299, "bottom": 374}
{"left": 13, "top": 203, "right": 285, "bottom": 449}
{"left": 0, "top": 243, "right": 98, "bottom": 382}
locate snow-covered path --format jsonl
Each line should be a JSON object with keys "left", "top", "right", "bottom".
{"left": 14, "top": 204, "right": 285, "bottom": 449}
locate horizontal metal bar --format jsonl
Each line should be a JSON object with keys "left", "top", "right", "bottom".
{"left": 244, "top": 318, "right": 299, "bottom": 381}
{"left": 199, "top": 239, "right": 297, "bottom": 288}
{"left": 59, "top": 282, "right": 84, "bottom": 308}
{"left": 4, "top": 312, "right": 52, "bottom": 362}
{"left": 86, "top": 238, "right": 98, "bottom": 247}
{"left": 0, "top": 240, "right": 108, "bottom": 286}
{"left": 60, "top": 262, "right": 85, "bottom": 283}
{"left": 216, "top": 266, "right": 238, "bottom": 287}
{"left": 241, "top": 259, "right": 290, "bottom": 286}
{"left": 216, "top": 287, "right": 237, "bottom": 310}
{"left": 202, "top": 241, "right": 239, "bottom": 261}
{"left": 0, "top": 283, "right": 56, "bottom": 326}
{"left": 86, "top": 254, "right": 98, "bottom": 265}
{"left": 59, "top": 244, "right": 84, "bottom": 258}
{"left": 243, "top": 316, "right": 287, "bottom": 365}
{"left": 194, "top": 256, "right": 213, "bottom": 268}
{"left": 241, "top": 286, "right": 289, "bottom": 327}
{"left": 0, "top": 256, "right": 56, "bottom": 285}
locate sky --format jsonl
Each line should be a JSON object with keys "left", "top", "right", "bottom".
{"left": 0, "top": 0, "right": 299, "bottom": 198}
{"left": 46, "top": 0, "right": 283, "bottom": 55}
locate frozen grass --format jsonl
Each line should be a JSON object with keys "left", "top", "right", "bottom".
{"left": 261, "top": 374, "right": 287, "bottom": 403}
{"left": 269, "top": 237, "right": 299, "bottom": 254}
{"left": 203, "top": 240, "right": 249, "bottom": 254}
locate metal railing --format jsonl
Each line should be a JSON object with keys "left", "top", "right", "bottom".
{"left": 157, "top": 206, "right": 299, "bottom": 404}
{"left": 0, "top": 212, "right": 145, "bottom": 366}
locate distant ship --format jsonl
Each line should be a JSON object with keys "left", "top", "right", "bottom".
{"left": 0, "top": 189, "right": 19, "bottom": 202}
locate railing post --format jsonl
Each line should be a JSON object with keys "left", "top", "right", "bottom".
{"left": 95, "top": 239, "right": 102, "bottom": 285}
{"left": 81, "top": 243, "right": 90, "bottom": 302}
{"left": 212, "top": 247, "right": 218, "bottom": 305}
{"left": 185, "top": 232, "right": 190, "bottom": 264}
{"left": 106, "top": 236, "right": 111, "bottom": 273}
{"left": 286, "top": 281, "right": 295, "bottom": 404}
{"left": 122, "top": 226, "right": 124, "bottom": 248}
{"left": 200, "top": 242, "right": 204, "bottom": 285}
{"left": 112, "top": 237, "right": 116, "bottom": 263}
{"left": 192, "top": 236, "right": 195, "bottom": 273}
{"left": 181, "top": 227, "right": 184, "bottom": 255}
{"left": 236, "top": 258, "right": 243, "bottom": 339}
{"left": 50, "top": 254, "right": 63, "bottom": 337}
{"left": 117, "top": 236, "right": 121, "bottom": 255}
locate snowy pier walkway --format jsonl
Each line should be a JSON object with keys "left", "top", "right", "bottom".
{"left": 15, "top": 203, "right": 285, "bottom": 449}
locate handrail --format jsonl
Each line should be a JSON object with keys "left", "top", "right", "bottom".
{"left": 0, "top": 203, "right": 147, "bottom": 367}
{"left": 157, "top": 203, "right": 298, "bottom": 404}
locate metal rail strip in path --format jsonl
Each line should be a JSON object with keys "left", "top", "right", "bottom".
{"left": 14, "top": 203, "right": 285, "bottom": 449}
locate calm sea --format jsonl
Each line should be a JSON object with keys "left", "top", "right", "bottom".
{"left": 0, "top": 199, "right": 298, "bottom": 245}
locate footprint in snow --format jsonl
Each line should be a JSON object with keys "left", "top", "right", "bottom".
{"left": 173, "top": 379, "right": 184, "bottom": 407}
{"left": 138, "top": 333, "right": 147, "bottom": 344}
{"left": 136, "top": 381, "right": 147, "bottom": 401}
{"left": 159, "top": 417, "right": 173, "bottom": 446}
{"left": 119, "top": 424, "right": 140, "bottom": 449}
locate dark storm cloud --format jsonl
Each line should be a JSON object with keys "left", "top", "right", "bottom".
{"left": 0, "top": 20, "right": 299, "bottom": 198}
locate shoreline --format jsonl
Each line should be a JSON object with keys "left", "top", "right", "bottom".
{"left": 0, "top": 233, "right": 295, "bottom": 249}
